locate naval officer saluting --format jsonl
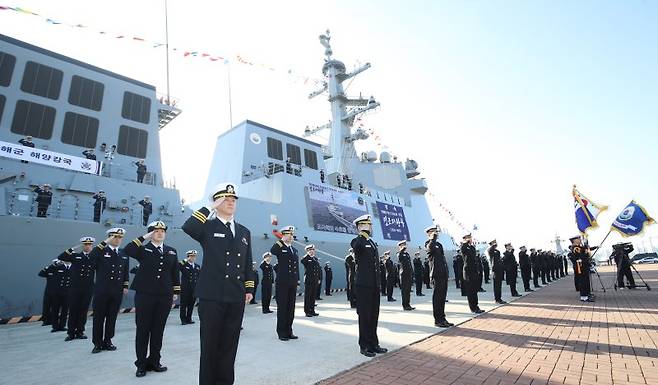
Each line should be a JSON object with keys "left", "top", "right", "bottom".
{"left": 351, "top": 214, "right": 388, "bottom": 357}
{"left": 270, "top": 225, "right": 300, "bottom": 340}
{"left": 124, "top": 221, "right": 181, "bottom": 377}
{"left": 89, "top": 228, "right": 129, "bottom": 353}
{"left": 182, "top": 183, "right": 255, "bottom": 385}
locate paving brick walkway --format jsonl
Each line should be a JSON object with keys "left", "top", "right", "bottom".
{"left": 319, "top": 265, "right": 658, "bottom": 385}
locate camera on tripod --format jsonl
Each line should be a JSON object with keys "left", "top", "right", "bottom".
{"left": 612, "top": 242, "right": 634, "bottom": 254}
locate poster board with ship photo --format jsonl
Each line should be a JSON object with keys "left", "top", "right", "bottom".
{"left": 306, "top": 182, "right": 368, "bottom": 235}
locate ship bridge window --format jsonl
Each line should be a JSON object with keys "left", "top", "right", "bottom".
{"left": 286, "top": 143, "right": 301, "bottom": 165}
{"left": 117, "top": 125, "right": 148, "bottom": 158}
{"left": 304, "top": 149, "right": 318, "bottom": 170}
{"left": 122, "top": 91, "right": 151, "bottom": 124}
{"left": 0, "top": 51, "right": 16, "bottom": 87}
{"left": 69, "top": 75, "right": 104, "bottom": 111}
{"left": 20, "top": 61, "right": 63, "bottom": 100}
{"left": 61, "top": 112, "right": 99, "bottom": 148}
{"left": 11, "top": 100, "right": 56, "bottom": 139}
{"left": 267, "top": 137, "right": 283, "bottom": 160}
{"left": 0, "top": 95, "right": 5, "bottom": 124}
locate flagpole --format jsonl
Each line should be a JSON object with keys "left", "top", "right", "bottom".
{"left": 164, "top": 0, "right": 171, "bottom": 103}
{"left": 590, "top": 229, "right": 613, "bottom": 260}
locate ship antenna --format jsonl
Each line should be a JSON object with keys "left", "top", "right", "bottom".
{"left": 164, "top": 0, "right": 171, "bottom": 104}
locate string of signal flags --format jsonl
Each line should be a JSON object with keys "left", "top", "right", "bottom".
{"left": 0, "top": 4, "right": 324, "bottom": 86}
{"left": 572, "top": 184, "right": 655, "bottom": 257}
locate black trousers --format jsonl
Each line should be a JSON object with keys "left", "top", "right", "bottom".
{"left": 198, "top": 299, "right": 245, "bottom": 385}
{"left": 316, "top": 278, "right": 322, "bottom": 299}
{"left": 400, "top": 275, "right": 412, "bottom": 308}
{"left": 564, "top": 262, "right": 569, "bottom": 275}
{"left": 386, "top": 279, "right": 395, "bottom": 300}
{"left": 617, "top": 266, "right": 635, "bottom": 288}
{"left": 134, "top": 293, "right": 172, "bottom": 368}
{"left": 250, "top": 284, "right": 258, "bottom": 304}
{"left": 67, "top": 287, "right": 92, "bottom": 336}
{"left": 50, "top": 291, "right": 69, "bottom": 330}
{"left": 180, "top": 290, "right": 196, "bottom": 322}
{"left": 42, "top": 287, "right": 51, "bottom": 325}
{"left": 92, "top": 291, "right": 122, "bottom": 346}
{"left": 507, "top": 273, "right": 519, "bottom": 296}
{"left": 380, "top": 279, "right": 386, "bottom": 295}
{"left": 325, "top": 278, "right": 332, "bottom": 295}
{"left": 303, "top": 282, "right": 317, "bottom": 315}
{"left": 142, "top": 213, "right": 151, "bottom": 226}
{"left": 432, "top": 278, "right": 448, "bottom": 322}
{"left": 355, "top": 285, "right": 380, "bottom": 350}
{"left": 463, "top": 278, "right": 479, "bottom": 311}
{"left": 453, "top": 268, "right": 461, "bottom": 288}
{"left": 414, "top": 274, "right": 423, "bottom": 295}
{"left": 261, "top": 282, "right": 272, "bottom": 311}
{"left": 483, "top": 268, "right": 490, "bottom": 283}
{"left": 36, "top": 204, "right": 48, "bottom": 217}
{"left": 275, "top": 283, "right": 297, "bottom": 338}
{"left": 578, "top": 272, "right": 591, "bottom": 297}
{"left": 521, "top": 267, "right": 532, "bottom": 290}
{"left": 532, "top": 268, "right": 540, "bottom": 287}
{"left": 493, "top": 273, "right": 503, "bottom": 301}
{"left": 137, "top": 172, "right": 145, "bottom": 183}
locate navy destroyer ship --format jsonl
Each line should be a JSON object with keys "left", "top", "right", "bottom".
{"left": 0, "top": 31, "right": 456, "bottom": 320}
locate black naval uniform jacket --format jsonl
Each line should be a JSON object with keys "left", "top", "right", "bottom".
{"left": 270, "top": 241, "right": 300, "bottom": 286}
{"left": 519, "top": 250, "right": 531, "bottom": 272}
{"left": 397, "top": 251, "right": 413, "bottom": 281}
{"left": 503, "top": 250, "right": 518, "bottom": 284}
{"left": 179, "top": 260, "right": 201, "bottom": 294}
{"left": 384, "top": 258, "right": 396, "bottom": 283}
{"left": 426, "top": 237, "right": 449, "bottom": 282}
{"left": 57, "top": 249, "right": 95, "bottom": 290}
{"left": 33, "top": 187, "right": 52, "bottom": 206}
{"left": 123, "top": 239, "right": 181, "bottom": 296}
{"left": 260, "top": 261, "right": 274, "bottom": 285}
{"left": 324, "top": 264, "right": 333, "bottom": 282}
{"left": 461, "top": 243, "right": 479, "bottom": 282}
{"left": 301, "top": 254, "right": 320, "bottom": 285}
{"left": 345, "top": 255, "right": 356, "bottom": 285}
{"left": 489, "top": 247, "right": 504, "bottom": 280}
{"left": 89, "top": 243, "right": 129, "bottom": 294}
{"left": 182, "top": 207, "right": 255, "bottom": 301}
{"left": 38, "top": 262, "right": 72, "bottom": 295}
{"left": 350, "top": 232, "right": 381, "bottom": 288}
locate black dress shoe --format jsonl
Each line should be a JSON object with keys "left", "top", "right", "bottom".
{"left": 136, "top": 368, "right": 147, "bottom": 377}
{"left": 360, "top": 348, "right": 376, "bottom": 357}
{"left": 317, "top": 298, "right": 323, "bottom": 301}
{"left": 435, "top": 321, "right": 452, "bottom": 328}
{"left": 91, "top": 345, "right": 102, "bottom": 354}
{"left": 473, "top": 309, "right": 485, "bottom": 314}
{"left": 76, "top": 334, "right": 88, "bottom": 339}
{"left": 372, "top": 346, "right": 388, "bottom": 354}
{"left": 312, "top": 312, "right": 319, "bottom": 316}
{"left": 278, "top": 336, "right": 289, "bottom": 341}
{"left": 288, "top": 334, "right": 298, "bottom": 339}
{"left": 512, "top": 294, "right": 522, "bottom": 297}
{"left": 65, "top": 335, "right": 75, "bottom": 342}
{"left": 495, "top": 300, "right": 507, "bottom": 304}
{"left": 327, "top": 294, "right": 332, "bottom": 296}
{"left": 103, "top": 343, "right": 117, "bottom": 351}
{"left": 417, "top": 293, "right": 425, "bottom": 296}
{"left": 188, "top": 320, "right": 195, "bottom": 324}
{"left": 387, "top": 298, "right": 396, "bottom": 302}
{"left": 403, "top": 307, "right": 415, "bottom": 311}
{"left": 149, "top": 363, "right": 167, "bottom": 373}
{"left": 181, "top": 321, "right": 189, "bottom": 325}
{"left": 525, "top": 289, "right": 534, "bottom": 292}
{"left": 305, "top": 313, "right": 314, "bottom": 317}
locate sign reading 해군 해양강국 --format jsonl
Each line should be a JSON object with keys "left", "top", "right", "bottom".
{"left": 307, "top": 182, "right": 368, "bottom": 234}
{"left": 376, "top": 201, "right": 410, "bottom": 241}
{"left": 0, "top": 141, "right": 103, "bottom": 175}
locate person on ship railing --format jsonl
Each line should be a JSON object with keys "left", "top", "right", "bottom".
{"left": 134, "top": 159, "right": 147, "bottom": 183}
{"left": 33, "top": 183, "right": 52, "bottom": 218}
{"left": 82, "top": 148, "right": 96, "bottom": 160}
{"left": 18, "top": 135, "right": 35, "bottom": 163}
{"left": 92, "top": 191, "right": 107, "bottom": 223}
{"left": 138, "top": 196, "right": 153, "bottom": 226}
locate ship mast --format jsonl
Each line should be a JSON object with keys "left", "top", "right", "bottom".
{"left": 306, "top": 30, "right": 380, "bottom": 177}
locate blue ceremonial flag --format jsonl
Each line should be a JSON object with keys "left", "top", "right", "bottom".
{"left": 572, "top": 185, "right": 607, "bottom": 234}
{"left": 611, "top": 200, "right": 655, "bottom": 237}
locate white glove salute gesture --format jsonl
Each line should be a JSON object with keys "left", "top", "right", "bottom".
{"left": 143, "top": 231, "right": 154, "bottom": 241}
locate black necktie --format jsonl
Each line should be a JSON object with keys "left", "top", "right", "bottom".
{"left": 226, "top": 222, "right": 233, "bottom": 238}
{"left": 156, "top": 246, "right": 162, "bottom": 254}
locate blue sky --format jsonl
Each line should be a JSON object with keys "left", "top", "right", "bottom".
{"left": 2, "top": 0, "right": 657, "bottom": 251}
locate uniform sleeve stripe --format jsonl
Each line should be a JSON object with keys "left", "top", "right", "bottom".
{"left": 173, "top": 286, "right": 181, "bottom": 290}
{"left": 245, "top": 281, "right": 255, "bottom": 288}
{"left": 133, "top": 239, "right": 142, "bottom": 247}
{"left": 192, "top": 212, "right": 207, "bottom": 223}
{"left": 193, "top": 210, "right": 207, "bottom": 219}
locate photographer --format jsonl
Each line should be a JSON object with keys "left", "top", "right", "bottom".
{"left": 611, "top": 243, "right": 636, "bottom": 289}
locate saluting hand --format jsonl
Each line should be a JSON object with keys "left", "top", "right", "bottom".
{"left": 143, "top": 231, "right": 154, "bottom": 241}
{"left": 104, "top": 235, "right": 115, "bottom": 244}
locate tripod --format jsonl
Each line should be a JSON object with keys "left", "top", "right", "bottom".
{"left": 614, "top": 264, "right": 652, "bottom": 291}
